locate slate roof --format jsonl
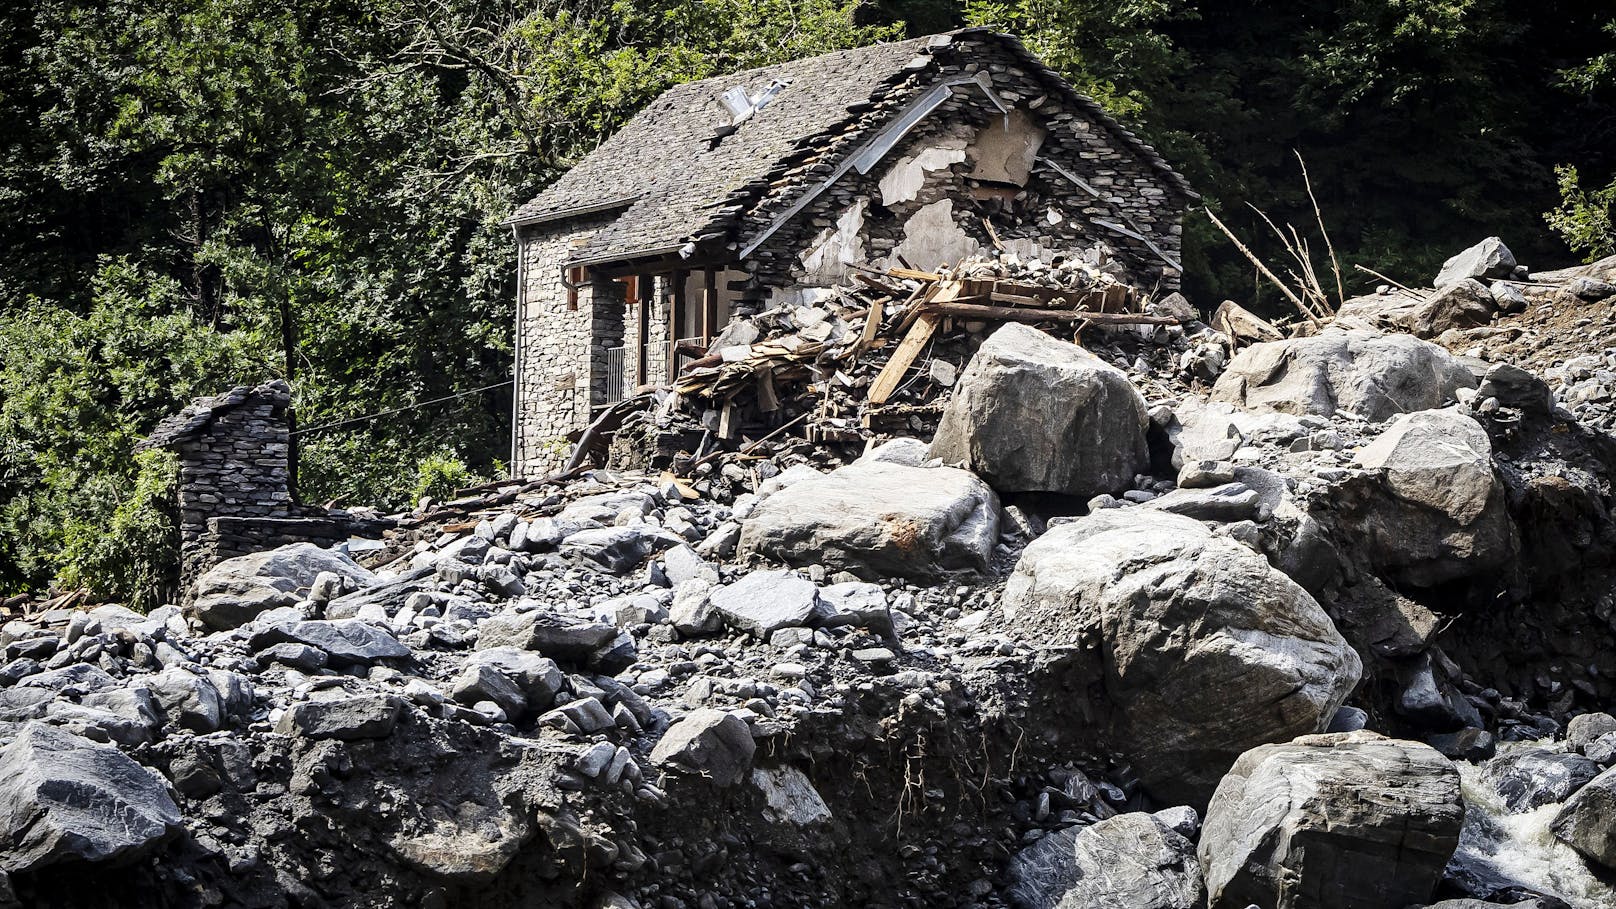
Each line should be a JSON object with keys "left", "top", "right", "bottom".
{"left": 137, "top": 380, "right": 290, "bottom": 451}
{"left": 509, "top": 28, "right": 1196, "bottom": 267}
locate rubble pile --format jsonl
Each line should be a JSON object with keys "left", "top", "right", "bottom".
{"left": 8, "top": 239, "right": 1616, "bottom": 908}
{"left": 660, "top": 253, "right": 1182, "bottom": 457}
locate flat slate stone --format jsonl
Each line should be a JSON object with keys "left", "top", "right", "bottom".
{"left": 252, "top": 620, "right": 411, "bottom": 667}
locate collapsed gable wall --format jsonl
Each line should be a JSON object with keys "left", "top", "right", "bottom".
{"left": 737, "top": 37, "right": 1184, "bottom": 307}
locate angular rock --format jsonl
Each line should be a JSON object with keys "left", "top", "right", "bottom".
{"left": 1003, "top": 508, "right": 1361, "bottom": 805}
{"left": 928, "top": 322, "right": 1149, "bottom": 498}
{"left": 144, "top": 668, "right": 226, "bottom": 733}
{"left": 1351, "top": 408, "right": 1517, "bottom": 587}
{"left": 467, "top": 647, "right": 562, "bottom": 709}
{"left": 1211, "top": 329, "right": 1475, "bottom": 423}
{"left": 1474, "top": 362, "right": 1555, "bottom": 414}
{"left": 1479, "top": 747, "right": 1601, "bottom": 812}
{"left": 561, "top": 526, "right": 680, "bottom": 575}
{"left": 1436, "top": 237, "right": 1516, "bottom": 287}
{"left": 1200, "top": 731, "right": 1464, "bottom": 909}
{"left": 251, "top": 620, "right": 410, "bottom": 667}
{"left": 1551, "top": 764, "right": 1616, "bottom": 868}
{"left": 649, "top": 708, "right": 755, "bottom": 787}
{"left": 0, "top": 724, "right": 181, "bottom": 872}
{"left": 450, "top": 664, "right": 527, "bottom": 720}
{"left": 738, "top": 462, "right": 999, "bottom": 581}
{"left": 276, "top": 695, "right": 403, "bottom": 740}
{"left": 1357, "top": 408, "right": 1493, "bottom": 524}
{"left": 475, "top": 611, "right": 618, "bottom": 666}
{"left": 193, "top": 542, "right": 375, "bottom": 631}
{"left": 1146, "top": 482, "right": 1261, "bottom": 523}
{"left": 661, "top": 544, "right": 717, "bottom": 587}
{"left": 1567, "top": 712, "right": 1616, "bottom": 752}
{"left": 1337, "top": 280, "right": 1493, "bottom": 338}
{"left": 1059, "top": 812, "right": 1204, "bottom": 909}
{"left": 709, "top": 570, "right": 824, "bottom": 637}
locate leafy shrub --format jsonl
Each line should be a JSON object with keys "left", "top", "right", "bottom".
{"left": 1546, "top": 165, "right": 1616, "bottom": 262}
{"left": 412, "top": 452, "right": 478, "bottom": 507}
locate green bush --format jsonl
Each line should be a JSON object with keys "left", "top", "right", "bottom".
{"left": 55, "top": 450, "right": 180, "bottom": 612}
{"left": 412, "top": 452, "right": 478, "bottom": 507}
{"left": 1546, "top": 165, "right": 1616, "bottom": 262}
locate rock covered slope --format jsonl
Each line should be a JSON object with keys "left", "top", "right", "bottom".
{"left": 6, "top": 242, "right": 1616, "bottom": 908}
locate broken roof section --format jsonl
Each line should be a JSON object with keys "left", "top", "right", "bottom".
{"left": 508, "top": 28, "right": 1196, "bottom": 268}
{"left": 136, "top": 380, "right": 290, "bottom": 452}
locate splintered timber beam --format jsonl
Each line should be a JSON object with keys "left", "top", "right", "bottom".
{"left": 922, "top": 301, "right": 1180, "bottom": 326}
{"left": 867, "top": 311, "right": 942, "bottom": 405}
{"left": 867, "top": 280, "right": 965, "bottom": 404}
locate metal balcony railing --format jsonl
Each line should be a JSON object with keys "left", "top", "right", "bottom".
{"left": 602, "top": 336, "right": 709, "bottom": 405}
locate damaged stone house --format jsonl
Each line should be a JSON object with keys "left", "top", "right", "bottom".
{"left": 508, "top": 28, "right": 1198, "bottom": 476}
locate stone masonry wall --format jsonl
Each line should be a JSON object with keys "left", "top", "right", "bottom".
{"left": 174, "top": 392, "right": 295, "bottom": 586}
{"left": 513, "top": 212, "right": 627, "bottom": 478}
{"left": 146, "top": 380, "right": 390, "bottom": 600}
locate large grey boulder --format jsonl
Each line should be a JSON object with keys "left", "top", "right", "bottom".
{"left": 1551, "top": 764, "right": 1616, "bottom": 869}
{"left": 1436, "top": 237, "right": 1517, "bottom": 287}
{"left": 738, "top": 461, "right": 999, "bottom": 580}
{"left": 0, "top": 723, "right": 182, "bottom": 872}
{"left": 1002, "top": 509, "right": 1361, "bottom": 805}
{"left": 1357, "top": 408, "right": 1494, "bottom": 525}
{"left": 1336, "top": 280, "right": 1493, "bottom": 338}
{"left": 1010, "top": 812, "right": 1204, "bottom": 909}
{"left": 192, "top": 542, "right": 375, "bottom": 631}
{"left": 1350, "top": 408, "right": 1517, "bottom": 587}
{"left": 649, "top": 708, "right": 755, "bottom": 786}
{"left": 1199, "top": 731, "right": 1464, "bottom": 909}
{"left": 708, "top": 570, "right": 824, "bottom": 637}
{"left": 1211, "top": 329, "right": 1475, "bottom": 423}
{"left": 928, "top": 322, "right": 1149, "bottom": 498}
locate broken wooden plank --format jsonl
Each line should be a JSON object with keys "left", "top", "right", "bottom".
{"left": 886, "top": 266, "right": 942, "bottom": 282}
{"left": 854, "top": 295, "right": 885, "bottom": 354}
{"left": 869, "top": 311, "right": 943, "bottom": 405}
{"left": 923, "top": 301, "right": 1179, "bottom": 326}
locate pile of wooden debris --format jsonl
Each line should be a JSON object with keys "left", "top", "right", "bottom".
{"left": 666, "top": 253, "right": 1185, "bottom": 449}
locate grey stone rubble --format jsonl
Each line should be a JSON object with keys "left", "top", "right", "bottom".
{"left": 8, "top": 236, "right": 1616, "bottom": 909}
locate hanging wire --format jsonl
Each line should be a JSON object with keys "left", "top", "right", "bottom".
{"left": 291, "top": 380, "right": 513, "bottom": 437}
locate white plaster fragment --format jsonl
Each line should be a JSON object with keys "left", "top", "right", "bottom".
{"left": 877, "top": 143, "right": 968, "bottom": 206}
{"left": 798, "top": 199, "right": 867, "bottom": 284}
{"left": 1046, "top": 205, "right": 1064, "bottom": 225}
{"left": 886, "top": 199, "right": 981, "bottom": 272}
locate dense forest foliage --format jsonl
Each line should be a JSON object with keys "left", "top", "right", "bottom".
{"left": 2, "top": 0, "right": 1613, "bottom": 603}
